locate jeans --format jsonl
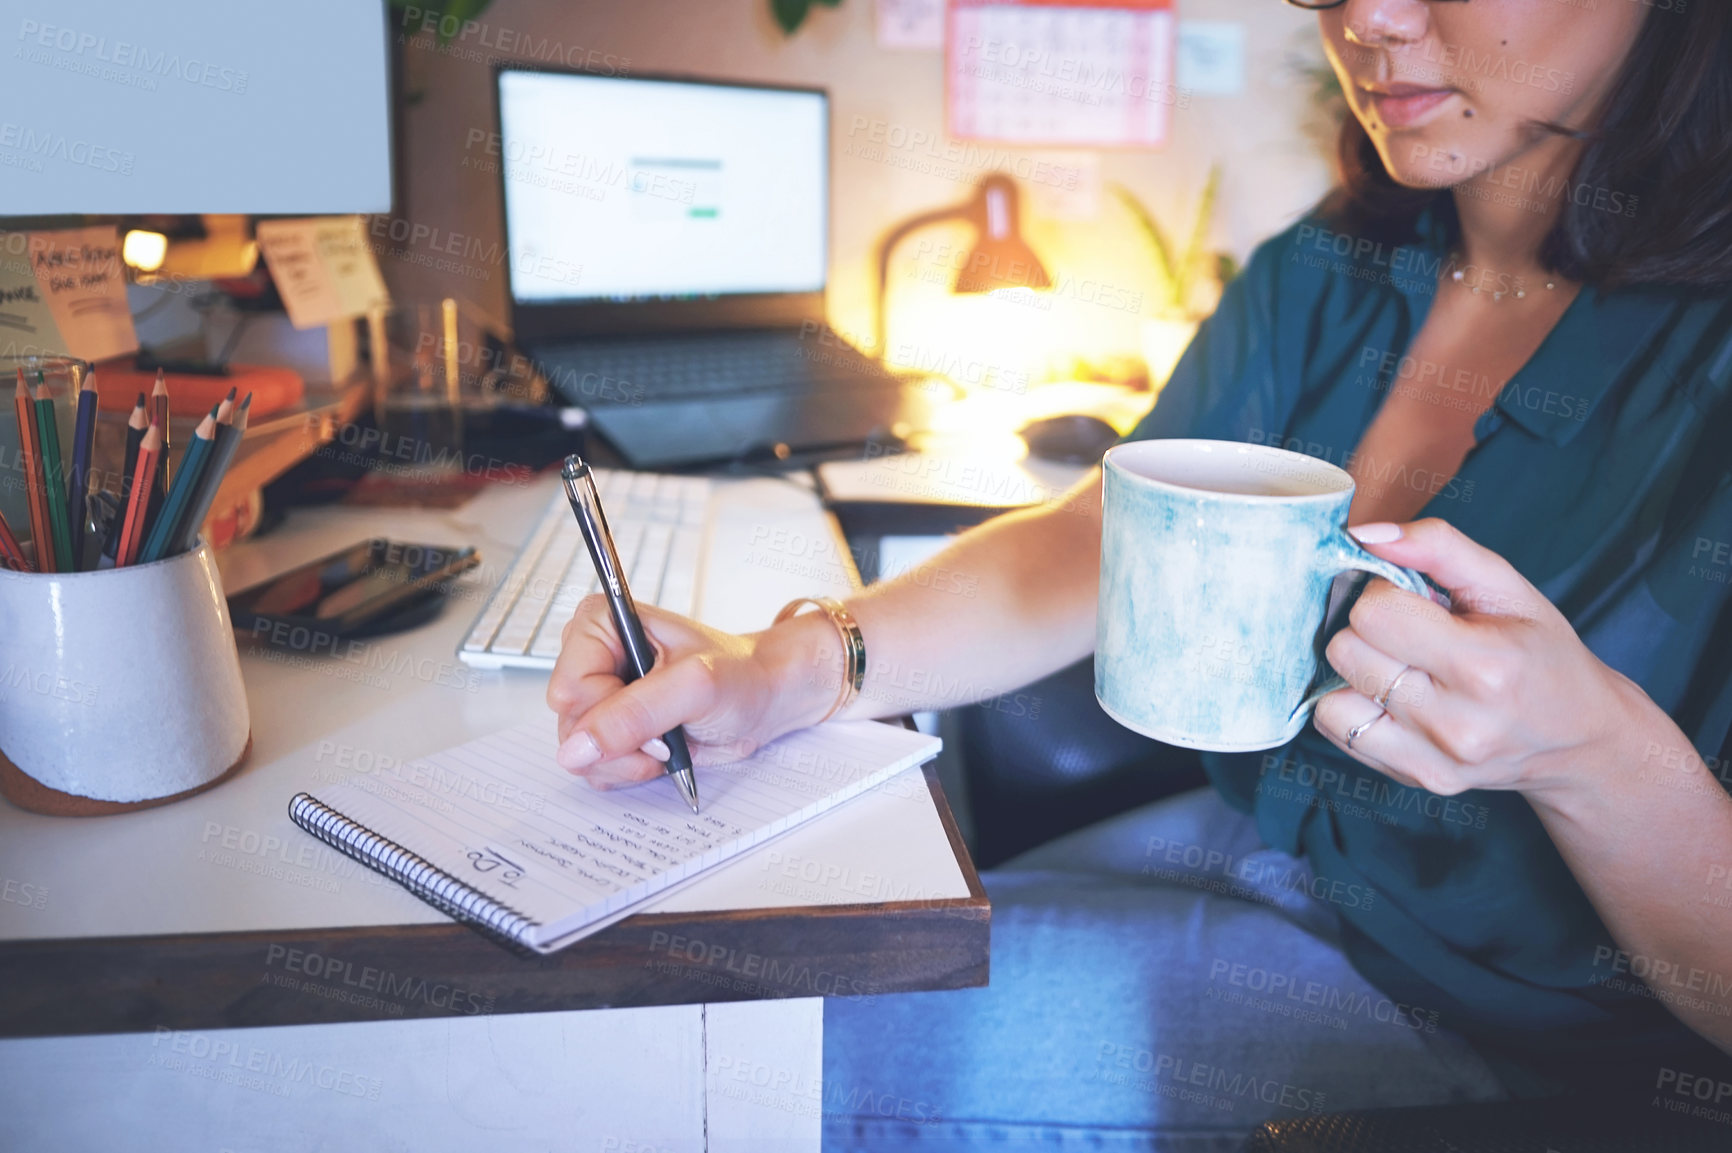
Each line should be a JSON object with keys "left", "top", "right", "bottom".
{"left": 822, "top": 787, "right": 1507, "bottom": 1151}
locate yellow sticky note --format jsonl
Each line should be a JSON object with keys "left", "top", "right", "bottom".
{"left": 26, "top": 226, "right": 138, "bottom": 362}
{"left": 0, "top": 233, "right": 70, "bottom": 358}
{"left": 257, "top": 216, "right": 390, "bottom": 330}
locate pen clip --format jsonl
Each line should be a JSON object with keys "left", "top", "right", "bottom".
{"left": 562, "top": 461, "right": 625, "bottom": 595}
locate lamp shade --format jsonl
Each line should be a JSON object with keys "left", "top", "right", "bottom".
{"left": 873, "top": 172, "right": 1051, "bottom": 357}
{"left": 954, "top": 176, "right": 1050, "bottom": 294}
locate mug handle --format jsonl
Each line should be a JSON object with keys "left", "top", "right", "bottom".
{"left": 1291, "top": 528, "right": 1453, "bottom": 719}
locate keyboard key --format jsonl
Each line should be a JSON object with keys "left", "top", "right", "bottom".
{"left": 610, "top": 521, "right": 646, "bottom": 586}
{"left": 632, "top": 523, "right": 673, "bottom": 604}
{"left": 679, "top": 477, "right": 711, "bottom": 526}
{"left": 461, "top": 492, "right": 564, "bottom": 651}
{"left": 528, "top": 624, "right": 567, "bottom": 660}
{"left": 658, "top": 525, "right": 703, "bottom": 615}
{"left": 491, "top": 533, "right": 580, "bottom": 655}
{"left": 654, "top": 483, "right": 684, "bottom": 525}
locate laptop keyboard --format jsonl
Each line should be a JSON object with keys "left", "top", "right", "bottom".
{"left": 458, "top": 468, "right": 711, "bottom": 670}
{"left": 539, "top": 331, "right": 891, "bottom": 407}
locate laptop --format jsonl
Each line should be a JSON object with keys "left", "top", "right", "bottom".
{"left": 495, "top": 67, "right": 927, "bottom": 470}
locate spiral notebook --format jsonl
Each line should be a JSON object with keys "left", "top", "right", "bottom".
{"left": 288, "top": 718, "right": 941, "bottom": 954}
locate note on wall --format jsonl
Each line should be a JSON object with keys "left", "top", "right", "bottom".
{"left": 257, "top": 216, "right": 390, "bottom": 330}
{"left": 877, "top": 0, "right": 944, "bottom": 50}
{"left": 1177, "top": 20, "right": 1245, "bottom": 96}
{"left": 24, "top": 226, "right": 137, "bottom": 361}
{"left": 0, "top": 235, "right": 69, "bottom": 358}
{"left": 948, "top": 0, "right": 1179, "bottom": 149}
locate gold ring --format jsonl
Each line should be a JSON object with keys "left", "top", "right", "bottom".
{"left": 1375, "top": 665, "right": 1415, "bottom": 710}
{"left": 1346, "top": 711, "right": 1387, "bottom": 751}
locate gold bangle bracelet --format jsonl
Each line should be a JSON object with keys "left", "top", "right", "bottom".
{"left": 774, "top": 596, "right": 866, "bottom": 723}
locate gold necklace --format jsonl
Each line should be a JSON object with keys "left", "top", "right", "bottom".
{"left": 1448, "top": 254, "right": 1557, "bottom": 303}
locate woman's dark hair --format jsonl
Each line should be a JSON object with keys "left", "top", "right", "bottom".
{"left": 1317, "top": 5, "right": 1732, "bottom": 287}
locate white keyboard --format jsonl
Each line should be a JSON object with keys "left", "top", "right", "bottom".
{"left": 458, "top": 469, "right": 712, "bottom": 670}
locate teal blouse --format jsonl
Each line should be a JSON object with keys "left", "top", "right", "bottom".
{"left": 1129, "top": 210, "right": 1732, "bottom": 1094}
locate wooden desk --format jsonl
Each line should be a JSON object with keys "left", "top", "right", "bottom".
{"left": 0, "top": 473, "right": 986, "bottom": 1151}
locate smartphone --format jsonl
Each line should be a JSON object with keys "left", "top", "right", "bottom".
{"left": 228, "top": 538, "right": 480, "bottom": 637}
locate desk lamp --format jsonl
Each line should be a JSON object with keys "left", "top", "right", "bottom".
{"left": 873, "top": 173, "right": 1051, "bottom": 360}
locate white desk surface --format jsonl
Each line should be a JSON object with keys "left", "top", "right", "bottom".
{"left": 0, "top": 472, "right": 970, "bottom": 943}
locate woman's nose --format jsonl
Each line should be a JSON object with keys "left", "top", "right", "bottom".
{"left": 1339, "top": 0, "right": 1431, "bottom": 50}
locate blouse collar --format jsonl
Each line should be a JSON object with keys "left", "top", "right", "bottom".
{"left": 1390, "top": 205, "right": 1679, "bottom": 446}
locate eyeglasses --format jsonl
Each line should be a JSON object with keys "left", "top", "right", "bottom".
{"left": 1284, "top": 0, "right": 1459, "bottom": 8}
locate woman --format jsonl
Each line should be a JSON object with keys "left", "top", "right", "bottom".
{"left": 550, "top": 0, "right": 1732, "bottom": 1145}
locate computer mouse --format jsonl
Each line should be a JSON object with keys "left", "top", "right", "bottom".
{"left": 1018, "top": 414, "right": 1120, "bottom": 464}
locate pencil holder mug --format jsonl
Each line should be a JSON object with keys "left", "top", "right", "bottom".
{"left": 1095, "top": 439, "right": 1442, "bottom": 753}
{"left": 0, "top": 541, "right": 251, "bottom": 815}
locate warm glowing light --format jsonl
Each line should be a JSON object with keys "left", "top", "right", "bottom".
{"left": 886, "top": 289, "right": 1058, "bottom": 397}
{"left": 122, "top": 230, "right": 168, "bottom": 272}
{"left": 1140, "top": 316, "right": 1200, "bottom": 393}
{"left": 913, "top": 380, "right": 1158, "bottom": 466}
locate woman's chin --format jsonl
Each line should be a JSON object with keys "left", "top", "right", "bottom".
{"left": 1368, "top": 140, "right": 1469, "bottom": 192}
{"left": 1381, "top": 167, "right": 1461, "bottom": 192}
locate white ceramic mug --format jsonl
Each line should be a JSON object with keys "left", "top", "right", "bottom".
{"left": 0, "top": 541, "right": 251, "bottom": 815}
{"left": 1096, "top": 439, "right": 1442, "bottom": 752}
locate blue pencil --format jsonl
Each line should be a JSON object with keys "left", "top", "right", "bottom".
{"left": 66, "top": 367, "right": 98, "bottom": 570}
{"left": 139, "top": 405, "right": 218, "bottom": 564}
{"left": 173, "top": 391, "right": 249, "bottom": 555}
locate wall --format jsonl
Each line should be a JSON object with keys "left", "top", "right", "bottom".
{"left": 385, "top": 0, "right": 1339, "bottom": 371}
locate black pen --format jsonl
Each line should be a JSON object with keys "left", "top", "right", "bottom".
{"left": 561, "top": 455, "right": 700, "bottom": 813}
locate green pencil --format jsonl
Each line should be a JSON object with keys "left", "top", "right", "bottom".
{"left": 32, "top": 380, "right": 72, "bottom": 573}
{"left": 140, "top": 404, "right": 219, "bottom": 564}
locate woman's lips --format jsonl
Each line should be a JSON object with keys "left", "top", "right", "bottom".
{"left": 1364, "top": 85, "right": 1457, "bottom": 129}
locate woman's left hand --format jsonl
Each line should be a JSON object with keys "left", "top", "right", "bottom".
{"left": 1315, "top": 518, "right": 1643, "bottom": 799}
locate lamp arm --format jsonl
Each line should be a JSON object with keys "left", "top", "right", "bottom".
{"left": 873, "top": 206, "right": 971, "bottom": 363}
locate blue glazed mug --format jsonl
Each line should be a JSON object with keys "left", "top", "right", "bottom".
{"left": 1096, "top": 439, "right": 1439, "bottom": 752}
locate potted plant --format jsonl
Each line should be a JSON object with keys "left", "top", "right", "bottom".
{"left": 1113, "top": 166, "right": 1239, "bottom": 391}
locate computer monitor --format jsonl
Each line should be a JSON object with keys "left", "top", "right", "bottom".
{"left": 0, "top": 0, "right": 392, "bottom": 214}
{"left": 495, "top": 68, "right": 828, "bottom": 342}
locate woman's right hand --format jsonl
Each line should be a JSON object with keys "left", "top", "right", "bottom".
{"left": 544, "top": 593, "right": 829, "bottom": 790}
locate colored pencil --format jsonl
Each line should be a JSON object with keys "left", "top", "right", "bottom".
{"left": 152, "top": 368, "right": 171, "bottom": 498}
{"left": 215, "top": 385, "right": 236, "bottom": 426}
{"left": 102, "top": 393, "right": 149, "bottom": 561}
{"left": 141, "top": 405, "right": 219, "bottom": 563}
{"left": 139, "top": 410, "right": 166, "bottom": 541}
{"left": 33, "top": 379, "right": 72, "bottom": 573}
{"left": 115, "top": 422, "right": 161, "bottom": 567}
{"left": 175, "top": 392, "right": 249, "bottom": 555}
{"left": 122, "top": 391, "right": 147, "bottom": 496}
{"left": 12, "top": 371, "right": 50, "bottom": 572}
{"left": 66, "top": 367, "right": 98, "bottom": 570}
{"left": 0, "top": 508, "right": 27, "bottom": 571}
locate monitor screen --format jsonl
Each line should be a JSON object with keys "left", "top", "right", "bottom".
{"left": 0, "top": 0, "right": 391, "bottom": 214}
{"left": 496, "top": 70, "right": 827, "bottom": 305}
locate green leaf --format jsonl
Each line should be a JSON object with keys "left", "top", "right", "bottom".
{"left": 1112, "top": 184, "right": 1180, "bottom": 314}
{"left": 446, "top": 0, "right": 492, "bottom": 22}
{"left": 1115, "top": 166, "right": 1225, "bottom": 316}
{"left": 772, "top": 0, "right": 813, "bottom": 34}
{"left": 1176, "top": 163, "right": 1221, "bottom": 311}
{"left": 389, "top": 0, "right": 498, "bottom": 45}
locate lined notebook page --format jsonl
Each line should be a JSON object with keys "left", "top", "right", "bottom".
{"left": 293, "top": 718, "right": 941, "bottom": 953}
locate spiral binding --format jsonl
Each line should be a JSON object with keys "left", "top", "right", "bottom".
{"left": 288, "top": 792, "right": 541, "bottom": 946}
